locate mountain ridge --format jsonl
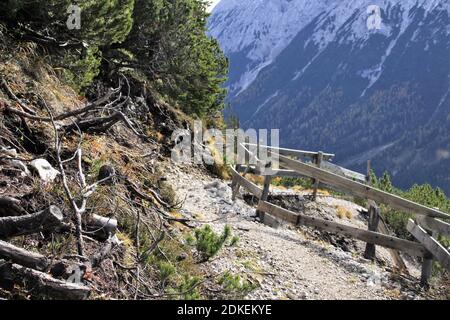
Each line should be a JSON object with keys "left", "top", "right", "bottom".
{"left": 209, "top": 0, "right": 450, "bottom": 194}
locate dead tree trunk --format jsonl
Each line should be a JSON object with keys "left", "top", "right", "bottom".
{"left": 0, "top": 239, "right": 49, "bottom": 270}
{"left": 0, "top": 205, "right": 64, "bottom": 238}
{"left": 0, "top": 260, "right": 90, "bottom": 300}
{"left": 0, "top": 239, "right": 86, "bottom": 279}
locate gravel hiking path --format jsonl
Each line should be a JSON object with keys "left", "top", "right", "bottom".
{"left": 165, "top": 163, "right": 426, "bottom": 300}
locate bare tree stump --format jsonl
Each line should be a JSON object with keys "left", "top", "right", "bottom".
{"left": 0, "top": 205, "right": 64, "bottom": 238}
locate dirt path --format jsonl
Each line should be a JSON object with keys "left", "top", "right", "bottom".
{"left": 165, "top": 163, "right": 422, "bottom": 300}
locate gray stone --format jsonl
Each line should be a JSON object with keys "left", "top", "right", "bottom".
{"left": 204, "top": 181, "right": 221, "bottom": 190}
{"left": 30, "top": 159, "right": 60, "bottom": 182}
{"left": 97, "top": 164, "right": 116, "bottom": 184}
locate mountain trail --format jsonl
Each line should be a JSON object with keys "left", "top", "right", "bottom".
{"left": 165, "top": 163, "right": 426, "bottom": 300}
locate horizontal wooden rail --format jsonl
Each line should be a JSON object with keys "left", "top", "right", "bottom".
{"left": 239, "top": 144, "right": 365, "bottom": 183}
{"left": 230, "top": 166, "right": 263, "bottom": 198}
{"left": 239, "top": 143, "right": 267, "bottom": 169}
{"left": 407, "top": 220, "right": 450, "bottom": 271}
{"left": 416, "top": 216, "right": 450, "bottom": 238}
{"left": 236, "top": 165, "right": 308, "bottom": 178}
{"left": 277, "top": 154, "right": 450, "bottom": 220}
{"left": 258, "top": 201, "right": 428, "bottom": 257}
{"left": 243, "top": 143, "right": 335, "bottom": 160}
{"left": 321, "top": 161, "right": 366, "bottom": 183}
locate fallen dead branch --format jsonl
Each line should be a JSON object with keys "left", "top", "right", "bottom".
{"left": 124, "top": 177, "right": 171, "bottom": 208}
{"left": 0, "top": 239, "right": 49, "bottom": 270}
{"left": 0, "top": 239, "right": 87, "bottom": 279}
{"left": 0, "top": 205, "right": 65, "bottom": 238}
{"left": 124, "top": 179, "right": 194, "bottom": 227}
{"left": 90, "top": 236, "right": 118, "bottom": 268}
{"left": 2, "top": 88, "right": 117, "bottom": 122}
{"left": 0, "top": 77, "right": 36, "bottom": 115}
{"left": 0, "top": 196, "right": 28, "bottom": 217}
{"left": 0, "top": 260, "right": 90, "bottom": 300}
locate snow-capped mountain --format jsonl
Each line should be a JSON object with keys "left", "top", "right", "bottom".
{"left": 209, "top": 0, "right": 450, "bottom": 193}
{"left": 209, "top": 0, "right": 335, "bottom": 96}
{"left": 210, "top": 0, "right": 449, "bottom": 96}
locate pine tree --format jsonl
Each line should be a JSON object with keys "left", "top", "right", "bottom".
{"left": 80, "top": 0, "right": 135, "bottom": 46}
{"left": 0, "top": 0, "right": 71, "bottom": 24}
{"left": 118, "top": 0, "right": 228, "bottom": 117}
{"left": 1, "top": 0, "right": 228, "bottom": 115}
{"left": 379, "top": 171, "right": 393, "bottom": 193}
{"left": 0, "top": 0, "right": 135, "bottom": 91}
{"left": 369, "top": 169, "right": 378, "bottom": 187}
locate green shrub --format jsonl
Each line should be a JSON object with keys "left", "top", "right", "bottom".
{"left": 194, "top": 225, "right": 231, "bottom": 261}
{"left": 272, "top": 177, "right": 313, "bottom": 189}
{"left": 371, "top": 171, "right": 450, "bottom": 243}
{"left": 178, "top": 275, "right": 202, "bottom": 300}
{"left": 158, "top": 261, "right": 176, "bottom": 283}
{"left": 185, "top": 234, "right": 195, "bottom": 246}
{"left": 380, "top": 206, "right": 413, "bottom": 240}
{"left": 218, "top": 272, "right": 257, "bottom": 299}
{"left": 63, "top": 47, "right": 102, "bottom": 92}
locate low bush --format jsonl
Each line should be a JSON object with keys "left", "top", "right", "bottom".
{"left": 272, "top": 177, "right": 313, "bottom": 189}
{"left": 218, "top": 271, "right": 257, "bottom": 299}
{"left": 193, "top": 225, "right": 232, "bottom": 261}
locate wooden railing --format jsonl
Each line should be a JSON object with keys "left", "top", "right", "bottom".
{"left": 243, "top": 142, "right": 335, "bottom": 160}
{"left": 230, "top": 144, "right": 450, "bottom": 287}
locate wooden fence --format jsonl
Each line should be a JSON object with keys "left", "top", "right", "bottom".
{"left": 230, "top": 144, "right": 450, "bottom": 287}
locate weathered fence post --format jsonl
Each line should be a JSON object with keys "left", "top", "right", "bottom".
{"left": 231, "top": 164, "right": 241, "bottom": 201}
{"left": 366, "top": 158, "right": 408, "bottom": 271}
{"left": 256, "top": 174, "right": 272, "bottom": 223}
{"left": 312, "top": 151, "right": 323, "bottom": 201}
{"left": 407, "top": 219, "right": 450, "bottom": 285}
{"left": 366, "top": 160, "right": 372, "bottom": 184}
{"left": 420, "top": 251, "right": 433, "bottom": 288}
{"left": 419, "top": 229, "right": 438, "bottom": 288}
{"left": 364, "top": 204, "right": 381, "bottom": 260}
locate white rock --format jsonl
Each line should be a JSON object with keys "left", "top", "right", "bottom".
{"left": 30, "top": 159, "right": 60, "bottom": 182}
